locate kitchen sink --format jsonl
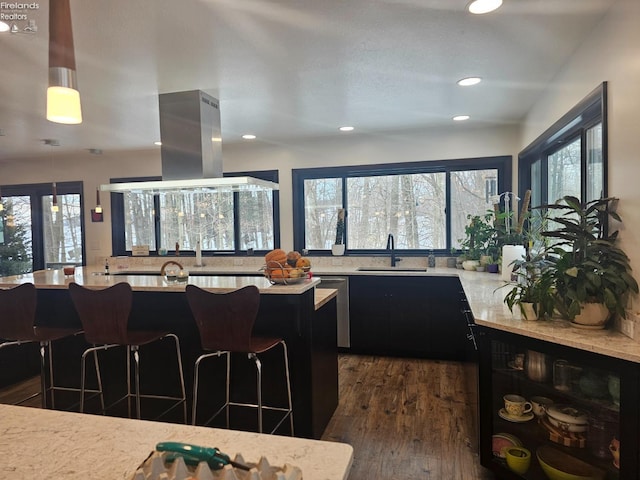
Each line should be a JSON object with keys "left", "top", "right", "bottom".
{"left": 356, "top": 266, "right": 428, "bottom": 272}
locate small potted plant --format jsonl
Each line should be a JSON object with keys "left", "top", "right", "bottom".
{"left": 502, "top": 255, "right": 555, "bottom": 320}
{"left": 460, "top": 213, "right": 494, "bottom": 271}
{"left": 331, "top": 208, "right": 346, "bottom": 256}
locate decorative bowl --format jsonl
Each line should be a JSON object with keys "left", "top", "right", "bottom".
{"left": 492, "top": 433, "right": 522, "bottom": 458}
{"left": 546, "top": 404, "right": 589, "bottom": 433}
{"left": 537, "top": 445, "right": 605, "bottom": 480}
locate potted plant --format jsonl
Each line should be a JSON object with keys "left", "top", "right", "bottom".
{"left": 460, "top": 213, "right": 494, "bottom": 271}
{"left": 331, "top": 208, "right": 346, "bottom": 256}
{"left": 502, "top": 255, "right": 556, "bottom": 320}
{"left": 539, "top": 196, "right": 638, "bottom": 327}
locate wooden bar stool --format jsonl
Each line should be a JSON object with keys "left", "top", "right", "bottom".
{"left": 0, "top": 282, "right": 87, "bottom": 409}
{"left": 69, "top": 282, "right": 187, "bottom": 422}
{"left": 186, "top": 284, "right": 294, "bottom": 435}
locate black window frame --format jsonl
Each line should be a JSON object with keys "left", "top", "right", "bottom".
{"left": 292, "top": 156, "right": 512, "bottom": 255}
{"left": 110, "top": 170, "right": 280, "bottom": 256}
{"left": 0, "top": 181, "right": 85, "bottom": 270}
{"left": 518, "top": 82, "right": 607, "bottom": 206}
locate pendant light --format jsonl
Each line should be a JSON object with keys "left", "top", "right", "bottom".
{"left": 94, "top": 189, "right": 102, "bottom": 214}
{"left": 47, "top": 0, "right": 82, "bottom": 124}
{"left": 45, "top": 139, "right": 60, "bottom": 212}
{"left": 51, "top": 182, "right": 59, "bottom": 212}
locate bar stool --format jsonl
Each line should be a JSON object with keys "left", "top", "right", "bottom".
{"left": 185, "top": 284, "right": 294, "bottom": 435}
{"left": 0, "top": 282, "right": 85, "bottom": 409}
{"left": 68, "top": 282, "right": 187, "bottom": 422}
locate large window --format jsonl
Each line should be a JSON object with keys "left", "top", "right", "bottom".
{"left": 519, "top": 83, "right": 607, "bottom": 208}
{"left": 293, "top": 157, "right": 511, "bottom": 254}
{"left": 0, "top": 182, "right": 85, "bottom": 273}
{"left": 111, "top": 171, "right": 279, "bottom": 255}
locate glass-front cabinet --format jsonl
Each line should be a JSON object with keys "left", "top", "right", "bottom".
{"left": 478, "top": 328, "right": 639, "bottom": 479}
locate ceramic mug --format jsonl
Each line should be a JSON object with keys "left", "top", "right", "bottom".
{"left": 503, "top": 446, "right": 531, "bottom": 475}
{"left": 504, "top": 394, "right": 532, "bottom": 417}
{"left": 530, "top": 396, "right": 553, "bottom": 418}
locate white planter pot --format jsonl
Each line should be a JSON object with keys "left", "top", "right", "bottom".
{"left": 331, "top": 244, "right": 345, "bottom": 256}
{"left": 573, "top": 302, "right": 610, "bottom": 328}
{"left": 462, "top": 260, "right": 480, "bottom": 271}
{"left": 501, "top": 245, "right": 526, "bottom": 281}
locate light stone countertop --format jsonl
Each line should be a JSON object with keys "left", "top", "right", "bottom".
{"left": 0, "top": 404, "right": 353, "bottom": 480}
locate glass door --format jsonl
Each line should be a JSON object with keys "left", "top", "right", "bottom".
{"left": 0, "top": 195, "right": 33, "bottom": 275}
{"left": 479, "top": 332, "right": 637, "bottom": 479}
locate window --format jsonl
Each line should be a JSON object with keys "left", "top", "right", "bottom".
{"left": 519, "top": 83, "right": 607, "bottom": 207}
{"left": 111, "top": 171, "right": 279, "bottom": 255}
{"left": 293, "top": 157, "right": 511, "bottom": 254}
{"left": 0, "top": 182, "right": 85, "bottom": 273}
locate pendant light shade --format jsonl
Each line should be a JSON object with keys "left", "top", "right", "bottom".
{"left": 47, "top": 0, "right": 82, "bottom": 124}
{"left": 94, "top": 188, "right": 102, "bottom": 214}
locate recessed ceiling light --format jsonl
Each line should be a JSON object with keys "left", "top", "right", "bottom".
{"left": 0, "top": 21, "right": 9, "bottom": 33}
{"left": 468, "top": 0, "right": 503, "bottom": 14}
{"left": 457, "top": 77, "right": 482, "bottom": 86}
{"left": 154, "top": 141, "right": 162, "bottom": 146}
{"left": 242, "top": 134, "right": 256, "bottom": 140}
{"left": 453, "top": 115, "right": 470, "bottom": 121}
{"left": 339, "top": 126, "right": 354, "bottom": 132}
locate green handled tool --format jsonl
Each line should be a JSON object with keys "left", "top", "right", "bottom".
{"left": 156, "top": 442, "right": 251, "bottom": 471}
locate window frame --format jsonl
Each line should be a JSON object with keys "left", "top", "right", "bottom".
{"left": 110, "top": 171, "right": 280, "bottom": 256}
{"left": 292, "top": 156, "right": 512, "bottom": 255}
{"left": 518, "top": 82, "right": 607, "bottom": 206}
{"left": 0, "top": 181, "right": 85, "bottom": 270}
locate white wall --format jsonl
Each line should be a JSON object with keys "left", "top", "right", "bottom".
{"left": 520, "top": 0, "right": 640, "bottom": 310}
{"left": 2, "top": 124, "right": 519, "bottom": 262}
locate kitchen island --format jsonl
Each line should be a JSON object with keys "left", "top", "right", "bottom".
{"left": 0, "top": 268, "right": 338, "bottom": 439}
{"left": 0, "top": 403, "right": 353, "bottom": 479}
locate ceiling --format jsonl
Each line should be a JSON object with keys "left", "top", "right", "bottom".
{"left": 0, "top": 0, "right": 616, "bottom": 161}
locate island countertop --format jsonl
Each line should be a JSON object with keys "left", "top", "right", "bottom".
{"left": 0, "top": 267, "right": 320, "bottom": 295}
{"left": 0, "top": 404, "right": 353, "bottom": 479}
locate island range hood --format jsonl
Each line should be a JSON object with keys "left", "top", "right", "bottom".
{"left": 100, "top": 90, "right": 278, "bottom": 194}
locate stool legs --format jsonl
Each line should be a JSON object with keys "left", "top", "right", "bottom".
{"left": 192, "top": 342, "right": 294, "bottom": 435}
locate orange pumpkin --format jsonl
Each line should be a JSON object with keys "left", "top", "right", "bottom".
{"left": 296, "top": 257, "right": 311, "bottom": 269}
{"left": 265, "top": 249, "right": 287, "bottom": 266}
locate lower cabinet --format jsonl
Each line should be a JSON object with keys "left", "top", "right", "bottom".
{"left": 349, "top": 275, "right": 474, "bottom": 360}
{"left": 477, "top": 327, "right": 639, "bottom": 479}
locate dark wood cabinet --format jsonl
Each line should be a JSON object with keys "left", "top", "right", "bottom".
{"left": 477, "top": 327, "right": 639, "bottom": 479}
{"left": 349, "top": 275, "right": 474, "bottom": 360}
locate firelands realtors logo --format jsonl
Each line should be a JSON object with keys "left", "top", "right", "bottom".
{"left": 0, "top": 2, "right": 40, "bottom": 34}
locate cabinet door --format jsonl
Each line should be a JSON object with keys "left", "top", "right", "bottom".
{"left": 477, "top": 329, "right": 639, "bottom": 479}
{"left": 349, "top": 276, "right": 400, "bottom": 352}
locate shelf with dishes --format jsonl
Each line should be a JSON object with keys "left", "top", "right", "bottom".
{"left": 485, "top": 339, "right": 623, "bottom": 479}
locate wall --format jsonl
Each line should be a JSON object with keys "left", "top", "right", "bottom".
{"left": 520, "top": 0, "right": 640, "bottom": 310}
{"left": 3, "top": 124, "right": 520, "bottom": 263}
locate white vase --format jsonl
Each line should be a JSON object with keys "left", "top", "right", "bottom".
{"left": 573, "top": 302, "right": 610, "bottom": 328}
{"left": 462, "top": 260, "right": 480, "bottom": 271}
{"left": 501, "top": 245, "right": 526, "bottom": 281}
{"left": 331, "top": 244, "right": 345, "bottom": 256}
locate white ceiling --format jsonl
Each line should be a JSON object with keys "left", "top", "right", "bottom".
{"left": 0, "top": 0, "right": 616, "bottom": 160}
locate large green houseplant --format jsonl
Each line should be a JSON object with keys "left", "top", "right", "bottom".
{"left": 539, "top": 196, "right": 638, "bottom": 325}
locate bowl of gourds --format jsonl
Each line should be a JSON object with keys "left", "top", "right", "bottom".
{"left": 263, "top": 249, "right": 311, "bottom": 285}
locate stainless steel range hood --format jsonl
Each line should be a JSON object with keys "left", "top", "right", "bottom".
{"left": 100, "top": 90, "right": 278, "bottom": 194}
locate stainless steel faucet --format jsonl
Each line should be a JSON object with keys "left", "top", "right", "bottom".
{"left": 386, "top": 233, "right": 401, "bottom": 267}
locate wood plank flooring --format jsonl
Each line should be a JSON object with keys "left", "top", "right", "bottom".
{"left": 321, "top": 355, "right": 494, "bottom": 479}
{"left": 0, "top": 355, "right": 494, "bottom": 479}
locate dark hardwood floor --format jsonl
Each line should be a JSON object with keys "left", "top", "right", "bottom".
{"left": 0, "top": 355, "right": 494, "bottom": 479}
